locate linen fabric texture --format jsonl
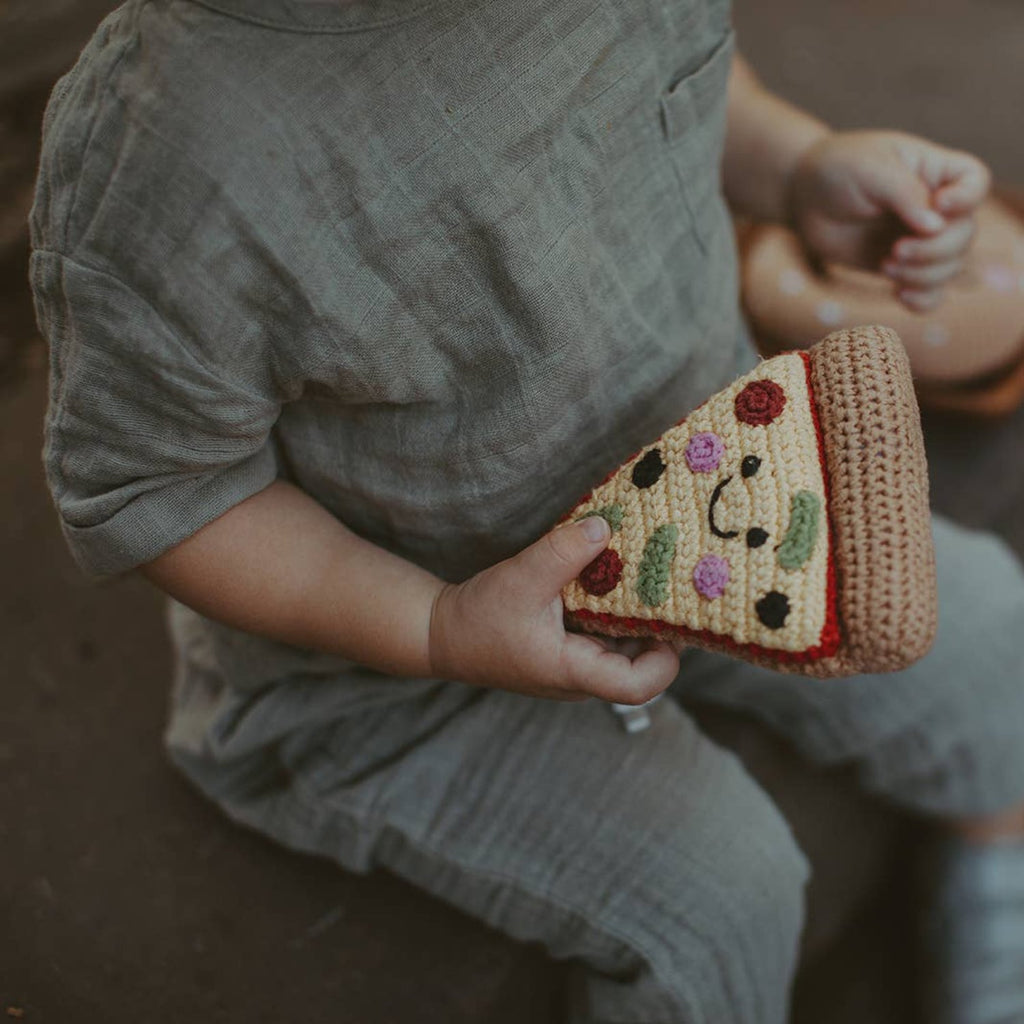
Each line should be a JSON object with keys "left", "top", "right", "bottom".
{"left": 31, "top": 1, "right": 1024, "bottom": 1022}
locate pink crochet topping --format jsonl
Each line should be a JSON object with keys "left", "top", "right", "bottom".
{"left": 693, "top": 554, "right": 730, "bottom": 598}
{"left": 685, "top": 432, "right": 725, "bottom": 472}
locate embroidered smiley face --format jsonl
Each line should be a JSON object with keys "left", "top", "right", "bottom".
{"left": 696, "top": 446, "right": 822, "bottom": 628}
{"left": 687, "top": 382, "right": 823, "bottom": 631}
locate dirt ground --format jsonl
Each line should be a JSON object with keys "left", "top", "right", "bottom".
{"left": 1, "top": 1, "right": 1023, "bottom": 1021}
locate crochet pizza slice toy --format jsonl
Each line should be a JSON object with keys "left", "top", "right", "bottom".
{"left": 562, "top": 326, "right": 938, "bottom": 678}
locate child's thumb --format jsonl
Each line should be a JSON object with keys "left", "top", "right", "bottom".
{"left": 513, "top": 516, "right": 612, "bottom": 597}
{"left": 874, "top": 168, "right": 945, "bottom": 236}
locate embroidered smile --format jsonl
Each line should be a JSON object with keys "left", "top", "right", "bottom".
{"left": 708, "top": 477, "right": 739, "bottom": 539}
{"left": 708, "top": 468, "right": 822, "bottom": 570}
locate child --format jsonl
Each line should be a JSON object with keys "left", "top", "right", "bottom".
{"left": 30, "top": 0, "right": 1024, "bottom": 1020}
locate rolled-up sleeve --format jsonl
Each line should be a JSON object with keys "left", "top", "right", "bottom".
{"left": 32, "top": 250, "right": 281, "bottom": 576}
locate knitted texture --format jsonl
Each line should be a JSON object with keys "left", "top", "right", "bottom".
{"left": 564, "top": 349, "right": 835, "bottom": 659}
{"left": 561, "top": 326, "right": 938, "bottom": 678}
{"left": 808, "top": 325, "right": 937, "bottom": 674}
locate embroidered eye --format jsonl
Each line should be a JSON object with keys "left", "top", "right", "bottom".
{"left": 756, "top": 591, "right": 790, "bottom": 629}
{"left": 741, "top": 455, "right": 761, "bottom": 478}
{"left": 632, "top": 449, "right": 667, "bottom": 489}
{"left": 746, "top": 528, "right": 768, "bottom": 549}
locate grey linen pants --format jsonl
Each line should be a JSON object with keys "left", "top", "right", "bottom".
{"left": 167, "top": 515, "right": 1024, "bottom": 1024}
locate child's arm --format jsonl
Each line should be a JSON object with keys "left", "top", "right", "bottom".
{"left": 724, "top": 53, "right": 990, "bottom": 312}
{"left": 722, "top": 54, "right": 830, "bottom": 226}
{"left": 141, "top": 480, "right": 678, "bottom": 704}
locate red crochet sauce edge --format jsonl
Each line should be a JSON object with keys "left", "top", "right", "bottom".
{"left": 567, "top": 352, "right": 842, "bottom": 664}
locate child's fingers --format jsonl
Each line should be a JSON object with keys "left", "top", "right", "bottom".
{"left": 562, "top": 632, "right": 679, "bottom": 705}
{"left": 883, "top": 257, "right": 963, "bottom": 290}
{"left": 511, "top": 516, "right": 612, "bottom": 601}
{"left": 893, "top": 217, "right": 976, "bottom": 265}
{"left": 590, "top": 635, "right": 660, "bottom": 658}
{"left": 910, "top": 142, "right": 990, "bottom": 215}
{"left": 885, "top": 214, "right": 976, "bottom": 296}
{"left": 932, "top": 157, "right": 991, "bottom": 216}
{"left": 896, "top": 286, "right": 943, "bottom": 313}
{"left": 875, "top": 146, "right": 987, "bottom": 236}
{"left": 868, "top": 167, "right": 946, "bottom": 237}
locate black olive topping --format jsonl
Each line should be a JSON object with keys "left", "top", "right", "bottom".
{"left": 756, "top": 591, "right": 790, "bottom": 630}
{"left": 632, "top": 449, "right": 667, "bottom": 489}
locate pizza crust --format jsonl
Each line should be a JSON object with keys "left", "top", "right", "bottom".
{"left": 806, "top": 325, "right": 937, "bottom": 675}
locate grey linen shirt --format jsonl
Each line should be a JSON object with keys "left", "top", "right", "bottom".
{"left": 31, "top": 0, "right": 746, "bottom": 704}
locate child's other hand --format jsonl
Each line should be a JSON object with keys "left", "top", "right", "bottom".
{"left": 789, "top": 130, "right": 991, "bottom": 312}
{"left": 428, "top": 517, "right": 679, "bottom": 703}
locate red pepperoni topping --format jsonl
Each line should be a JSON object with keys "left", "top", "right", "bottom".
{"left": 578, "top": 548, "right": 624, "bottom": 596}
{"left": 735, "top": 379, "right": 786, "bottom": 426}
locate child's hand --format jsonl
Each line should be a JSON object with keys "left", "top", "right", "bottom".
{"left": 789, "top": 130, "right": 991, "bottom": 311}
{"left": 428, "top": 517, "right": 679, "bottom": 704}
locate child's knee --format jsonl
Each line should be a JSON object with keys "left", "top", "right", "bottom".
{"left": 588, "top": 757, "right": 809, "bottom": 1022}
